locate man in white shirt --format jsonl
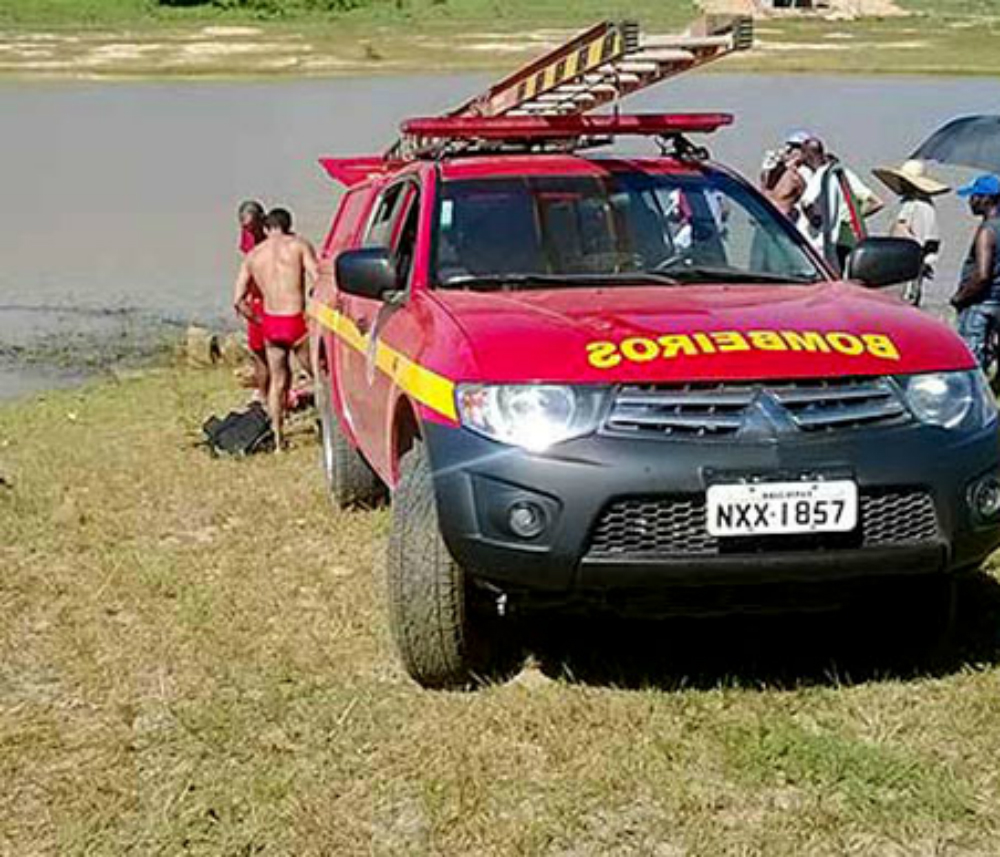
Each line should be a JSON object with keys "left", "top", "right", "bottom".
{"left": 800, "top": 138, "right": 884, "bottom": 273}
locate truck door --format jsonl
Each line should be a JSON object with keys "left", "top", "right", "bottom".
{"left": 317, "top": 186, "right": 371, "bottom": 417}
{"left": 339, "top": 179, "right": 420, "bottom": 475}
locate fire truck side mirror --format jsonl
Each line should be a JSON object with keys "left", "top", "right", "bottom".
{"left": 843, "top": 237, "right": 923, "bottom": 289}
{"left": 336, "top": 247, "right": 398, "bottom": 301}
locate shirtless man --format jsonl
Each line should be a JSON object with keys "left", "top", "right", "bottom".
{"left": 765, "top": 145, "right": 809, "bottom": 222}
{"left": 234, "top": 207, "right": 318, "bottom": 449}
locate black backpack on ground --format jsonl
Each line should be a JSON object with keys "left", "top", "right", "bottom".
{"left": 202, "top": 402, "right": 274, "bottom": 456}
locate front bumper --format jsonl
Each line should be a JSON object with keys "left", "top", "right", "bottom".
{"left": 424, "top": 419, "right": 1000, "bottom": 594}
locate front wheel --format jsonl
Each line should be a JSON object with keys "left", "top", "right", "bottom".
{"left": 316, "top": 370, "right": 386, "bottom": 510}
{"left": 386, "top": 441, "right": 522, "bottom": 690}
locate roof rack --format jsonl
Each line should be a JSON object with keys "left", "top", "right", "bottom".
{"left": 395, "top": 113, "right": 734, "bottom": 160}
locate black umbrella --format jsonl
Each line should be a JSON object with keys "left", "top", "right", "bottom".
{"left": 912, "top": 114, "right": 1000, "bottom": 173}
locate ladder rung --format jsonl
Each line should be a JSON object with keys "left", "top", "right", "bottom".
{"left": 616, "top": 61, "right": 660, "bottom": 74}
{"left": 643, "top": 33, "right": 734, "bottom": 50}
{"left": 636, "top": 48, "right": 695, "bottom": 63}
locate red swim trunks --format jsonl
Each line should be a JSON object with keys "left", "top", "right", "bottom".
{"left": 262, "top": 312, "right": 308, "bottom": 347}
{"left": 246, "top": 296, "right": 265, "bottom": 353}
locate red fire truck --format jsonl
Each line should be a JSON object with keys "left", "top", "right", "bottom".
{"left": 309, "top": 17, "right": 1000, "bottom": 689}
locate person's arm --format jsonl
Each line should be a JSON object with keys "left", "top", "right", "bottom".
{"left": 891, "top": 219, "right": 916, "bottom": 240}
{"left": 303, "top": 240, "right": 320, "bottom": 286}
{"left": 952, "top": 226, "right": 997, "bottom": 309}
{"left": 233, "top": 258, "right": 256, "bottom": 322}
{"left": 861, "top": 194, "right": 885, "bottom": 218}
{"left": 891, "top": 203, "right": 916, "bottom": 241}
{"left": 846, "top": 169, "right": 884, "bottom": 218}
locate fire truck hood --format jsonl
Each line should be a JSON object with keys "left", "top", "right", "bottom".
{"left": 433, "top": 281, "right": 974, "bottom": 384}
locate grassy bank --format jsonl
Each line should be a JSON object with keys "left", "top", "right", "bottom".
{"left": 2, "top": 0, "right": 1000, "bottom": 78}
{"left": 4, "top": 367, "right": 1000, "bottom": 853}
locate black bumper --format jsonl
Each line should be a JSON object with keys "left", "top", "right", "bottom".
{"left": 424, "top": 419, "right": 1000, "bottom": 594}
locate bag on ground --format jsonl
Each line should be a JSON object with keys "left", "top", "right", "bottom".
{"left": 202, "top": 402, "right": 274, "bottom": 456}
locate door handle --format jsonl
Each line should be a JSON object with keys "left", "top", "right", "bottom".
{"left": 356, "top": 317, "right": 370, "bottom": 336}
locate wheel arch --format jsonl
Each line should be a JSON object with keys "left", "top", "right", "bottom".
{"left": 314, "top": 329, "right": 359, "bottom": 446}
{"left": 389, "top": 394, "right": 422, "bottom": 487}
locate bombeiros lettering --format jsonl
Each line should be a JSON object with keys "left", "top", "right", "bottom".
{"left": 586, "top": 330, "right": 901, "bottom": 369}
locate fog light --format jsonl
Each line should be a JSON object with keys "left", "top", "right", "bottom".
{"left": 508, "top": 501, "right": 546, "bottom": 539}
{"left": 972, "top": 476, "right": 1000, "bottom": 521}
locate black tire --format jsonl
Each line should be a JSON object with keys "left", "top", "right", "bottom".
{"left": 316, "top": 371, "right": 386, "bottom": 510}
{"left": 386, "top": 441, "right": 522, "bottom": 690}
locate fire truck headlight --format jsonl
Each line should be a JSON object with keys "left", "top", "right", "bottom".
{"left": 899, "top": 370, "right": 996, "bottom": 430}
{"left": 456, "top": 385, "right": 606, "bottom": 452}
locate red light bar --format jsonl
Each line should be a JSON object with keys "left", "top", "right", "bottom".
{"left": 401, "top": 113, "right": 733, "bottom": 141}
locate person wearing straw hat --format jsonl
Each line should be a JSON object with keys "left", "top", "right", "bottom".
{"left": 872, "top": 159, "right": 950, "bottom": 306}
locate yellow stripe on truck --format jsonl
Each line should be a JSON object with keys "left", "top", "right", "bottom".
{"left": 310, "top": 300, "right": 458, "bottom": 421}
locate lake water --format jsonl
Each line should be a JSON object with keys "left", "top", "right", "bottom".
{"left": 3, "top": 73, "right": 999, "bottom": 398}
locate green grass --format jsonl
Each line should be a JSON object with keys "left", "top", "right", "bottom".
{"left": 899, "top": 0, "right": 1000, "bottom": 16}
{"left": 0, "top": 0, "right": 697, "bottom": 29}
{"left": 4, "top": 0, "right": 1000, "bottom": 77}
{"left": 4, "top": 366, "right": 1000, "bottom": 853}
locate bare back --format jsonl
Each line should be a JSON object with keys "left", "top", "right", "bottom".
{"left": 766, "top": 166, "right": 806, "bottom": 217}
{"left": 247, "top": 234, "right": 317, "bottom": 315}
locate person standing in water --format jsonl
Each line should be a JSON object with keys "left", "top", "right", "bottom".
{"left": 234, "top": 207, "right": 318, "bottom": 449}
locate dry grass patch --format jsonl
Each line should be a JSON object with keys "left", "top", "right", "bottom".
{"left": 3, "top": 367, "right": 1000, "bottom": 854}
{"left": 3, "top": 0, "right": 1000, "bottom": 77}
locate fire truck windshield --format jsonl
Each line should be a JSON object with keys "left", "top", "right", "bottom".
{"left": 432, "top": 171, "right": 825, "bottom": 289}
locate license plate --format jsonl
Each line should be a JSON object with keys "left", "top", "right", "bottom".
{"left": 706, "top": 480, "right": 858, "bottom": 537}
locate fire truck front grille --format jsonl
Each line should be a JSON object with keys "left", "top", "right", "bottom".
{"left": 602, "top": 378, "right": 910, "bottom": 439}
{"left": 586, "top": 489, "right": 938, "bottom": 559}
{"left": 860, "top": 490, "right": 940, "bottom": 546}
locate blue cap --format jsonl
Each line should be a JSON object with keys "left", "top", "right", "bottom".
{"left": 957, "top": 174, "right": 1000, "bottom": 197}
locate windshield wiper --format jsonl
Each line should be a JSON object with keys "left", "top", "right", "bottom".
{"left": 440, "top": 271, "right": 680, "bottom": 290}
{"left": 652, "top": 263, "right": 820, "bottom": 285}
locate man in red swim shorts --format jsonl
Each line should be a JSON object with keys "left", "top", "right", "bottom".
{"left": 234, "top": 207, "right": 318, "bottom": 449}
{"left": 236, "top": 200, "right": 269, "bottom": 403}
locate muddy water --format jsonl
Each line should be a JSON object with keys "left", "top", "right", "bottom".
{"left": 2, "top": 74, "right": 998, "bottom": 398}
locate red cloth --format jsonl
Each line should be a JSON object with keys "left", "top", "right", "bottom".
{"left": 240, "top": 227, "right": 265, "bottom": 352}
{"left": 262, "top": 312, "right": 307, "bottom": 347}
{"left": 239, "top": 226, "right": 258, "bottom": 255}
{"left": 246, "top": 300, "right": 265, "bottom": 353}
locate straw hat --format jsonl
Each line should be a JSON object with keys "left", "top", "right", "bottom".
{"left": 872, "top": 159, "right": 950, "bottom": 197}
